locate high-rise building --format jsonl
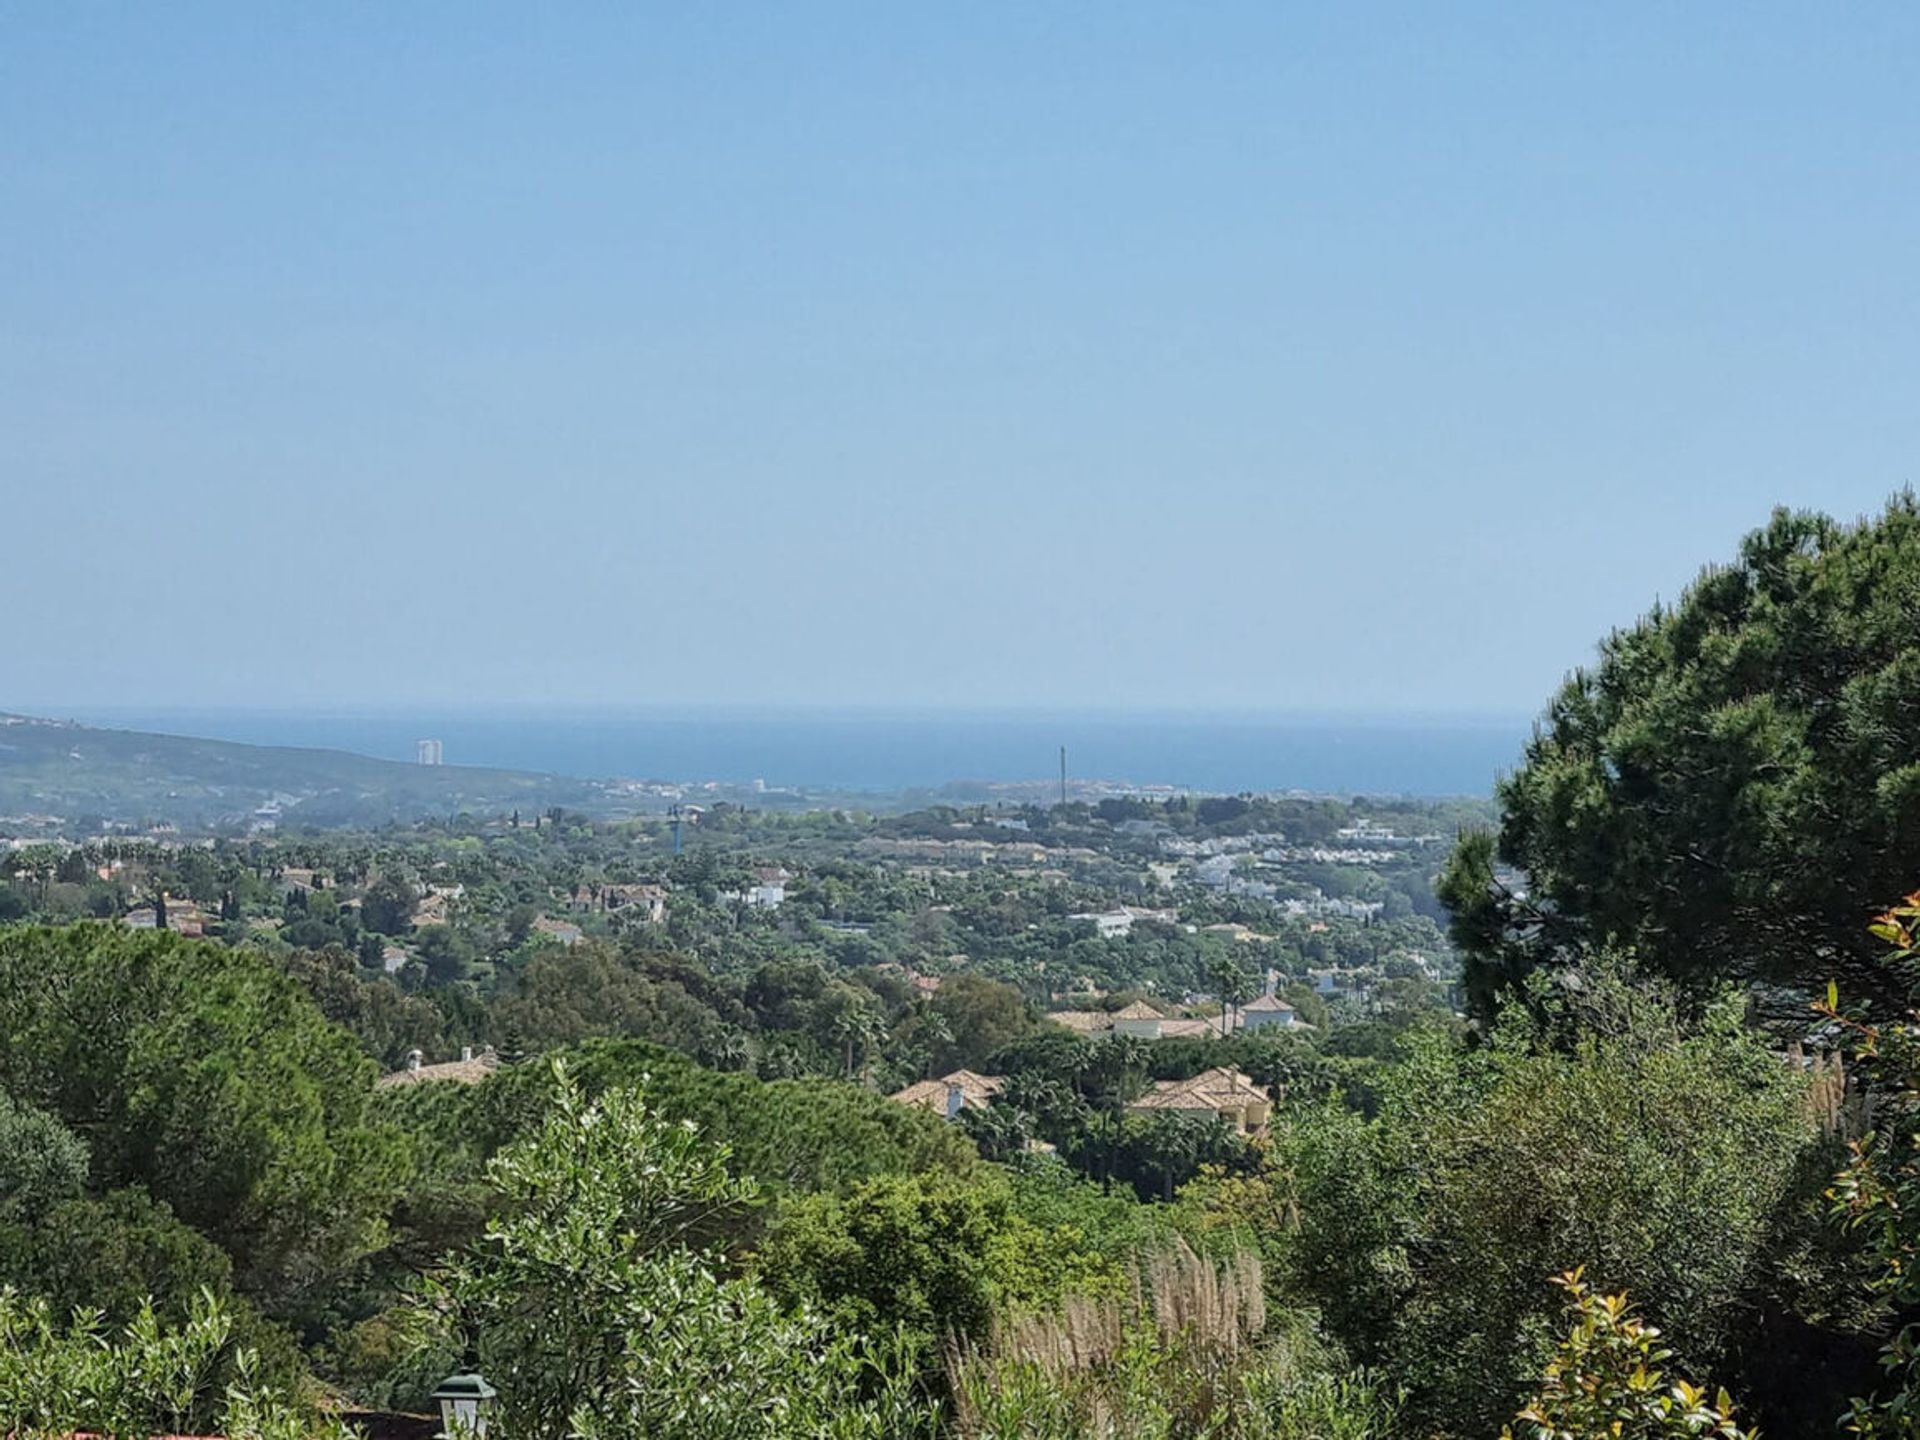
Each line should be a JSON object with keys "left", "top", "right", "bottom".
{"left": 416, "top": 738, "right": 444, "bottom": 766}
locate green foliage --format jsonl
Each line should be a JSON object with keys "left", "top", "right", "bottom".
{"left": 490, "top": 943, "right": 736, "bottom": 1056}
{"left": 1449, "top": 496, "right": 1920, "bottom": 1015}
{"left": 360, "top": 873, "right": 418, "bottom": 935}
{"left": 437, "top": 1063, "right": 933, "bottom": 1440}
{"left": 945, "top": 1247, "right": 1391, "bottom": 1440}
{"left": 389, "top": 1037, "right": 978, "bottom": 1208}
{"left": 0, "top": 925, "right": 408, "bottom": 1310}
{"left": 1502, "top": 1270, "right": 1754, "bottom": 1440}
{"left": 757, "top": 1170, "right": 1125, "bottom": 1380}
{"left": 1821, "top": 894, "right": 1920, "bottom": 1434}
{"left": 927, "top": 973, "right": 1034, "bottom": 1072}
{"left": 1280, "top": 975, "right": 1829, "bottom": 1435}
{"left": 0, "top": 1287, "right": 338, "bottom": 1440}
{"left": 0, "top": 1095, "right": 87, "bottom": 1226}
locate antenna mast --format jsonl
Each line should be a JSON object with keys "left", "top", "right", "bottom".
{"left": 1059, "top": 745, "right": 1067, "bottom": 807}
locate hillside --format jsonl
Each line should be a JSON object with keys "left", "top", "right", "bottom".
{"left": 0, "top": 712, "right": 610, "bottom": 828}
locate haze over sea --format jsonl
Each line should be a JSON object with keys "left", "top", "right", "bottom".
{"left": 61, "top": 709, "right": 1528, "bottom": 798}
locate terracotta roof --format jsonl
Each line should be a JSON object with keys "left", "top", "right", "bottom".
{"left": 1157, "top": 1016, "right": 1234, "bottom": 1039}
{"left": 1044, "top": 1009, "right": 1114, "bottom": 1034}
{"left": 890, "top": 1070, "right": 1004, "bottom": 1113}
{"left": 1110, "top": 1000, "right": 1165, "bottom": 1021}
{"left": 1131, "top": 1067, "right": 1268, "bottom": 1112}
{"left": 376, "top": 1047, "right": 501, "bottom": 1089}
{"left": 1242, "top": 994, "right": 1296, "bottom": 1013}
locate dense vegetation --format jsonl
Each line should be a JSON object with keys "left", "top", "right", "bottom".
{"left": 21, "top": 503, "right": 1920, "bottom": 1433}
{"left": 1441, "top": 496, "right": 1920, "bottom": 1019}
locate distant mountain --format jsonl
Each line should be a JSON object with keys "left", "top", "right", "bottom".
{"left": 0, "top": 712, "right": 610, "bottom": 829}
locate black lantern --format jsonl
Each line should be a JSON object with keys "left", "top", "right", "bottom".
{"left": 431, "top": 1369, "right": 497, "bottom": 1439}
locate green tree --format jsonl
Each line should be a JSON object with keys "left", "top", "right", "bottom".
{"left": 757, "top": 1171, "right": 1121, "bottom": 1383}
{"left": 928, "top": 973, "right": 1033, "bottom": 1072}
{"left": 0, "top": 1096, "right": 87, "bottom": 1226}
{"left": 435, "top": 1063, "right": 930, "bottom": 1440}
{"left": 1445, "top": 497, "right": 1920, "bottom": 1018}
{"left": 1280, "top": 970, "right": 1831, "bottom": 1435}
{"left": 0, "top": 926, "right": 408, "bottom": 1311}
{"left": 360, "top": 873, "right": 416, "bottom": 936}
{"left": 1208, "top": 954, "right": 1258, "bottom": 1037}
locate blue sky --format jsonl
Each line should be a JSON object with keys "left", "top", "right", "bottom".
{"left": 3, "top": 4, "right": 1915, "bottom": 715}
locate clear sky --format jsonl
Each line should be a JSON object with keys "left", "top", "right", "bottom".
{"left": 3, "top": 4, "right": 1916, "bottom": 716}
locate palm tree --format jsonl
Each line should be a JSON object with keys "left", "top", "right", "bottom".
{"left": 961, "top": 1101, "right": 1033, "bottom": 1162}
{"left": 828, "top": 995, "right": 886, "bottom": 1081}
{"left": 1209, "top": 954, "right": 1258, "bottom": 1036}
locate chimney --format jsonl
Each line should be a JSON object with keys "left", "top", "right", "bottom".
{"left": 405, "top": 1048, "right": 423, "bottom": 1073}
{"left": 461, "top": 1045, "right": 474, "bottom": 1063}
{"left": 945, "top": 1081, "right": 965, "bottom": 1119}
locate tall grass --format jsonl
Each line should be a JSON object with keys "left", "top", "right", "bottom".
{"left": 946, "top": 1241, "right": 1397, "bottom": 1439}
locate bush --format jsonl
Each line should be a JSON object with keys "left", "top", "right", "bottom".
{"left": 432, "top": 1062, "right": 934, "bottom": 1440}
{"left": 0, "top": 1287, "right": 338, "bottom": 1440}
{"left": 1502, "top": 1270, "right": 1753, "bottom": 1440}
{"left": 1278, "top": 975, "right": 1831, "bottom": 1434}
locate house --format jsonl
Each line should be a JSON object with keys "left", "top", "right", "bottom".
{"left": 744, "top": 881, "right": 786, "bottom": 909}
{"left": 122, "top": 898, "right": 209, "bottom": 937}
{"left": 1111, "top": 1000, "right": 1170, "bottom": 1039}
{"left": 606, "top": 883, "right": 668, "bottom": 923}
{"left": 1128, "top": 1067, "right": 1273, "bottom": 1133}
{"left": 1044, "top": 1009, "right": 1115, "bottom": 1036}
{"left": 1203, "top": 923, "right": 1275, "bottom": 944}
{"left": 890, "top": 1070, "right": 1004, "bottom": 1119}
{"left": 1239, "top": 993, "right": 1302, "bottom": 1032}
{"left": 1156, "top": 1015, "right": 1236, "bottom": 1040}
{"left": 411, "top": 892, "right": 452, "bottom": 928}
{"left": 1071, "top": 909, "right": 1136, "bottom": 938}
{"left": 531, "top": 915, "right": 585, "bottom": 946}
{"left": 376, "top": 1045, "right": 501, "bottom": 1089}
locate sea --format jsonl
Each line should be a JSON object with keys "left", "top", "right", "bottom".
{"left": 59, "top": 708, "right": 1530, "bottom": 798}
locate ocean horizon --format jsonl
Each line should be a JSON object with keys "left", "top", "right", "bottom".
{"left": 46, "top": 707, "right": 1531, "bottom": 798}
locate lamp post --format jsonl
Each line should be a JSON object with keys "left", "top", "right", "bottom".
{"left": 431, "top": 1368, "right": 498, "bottom": 1439}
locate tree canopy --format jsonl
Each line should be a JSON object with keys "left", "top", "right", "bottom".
{"left": 1444, "top": 497, "right": 1920, "bottom": 1016}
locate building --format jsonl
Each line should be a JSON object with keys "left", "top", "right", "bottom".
{"left": 531, "top": 915, "right": 585, "bottom": 946}
{"left": 1202, "top": 922, "right": 1275, "bottom": 944}
{"left": 1156, "top": 1015, "right": 1236, "bottom": 1040}
{"left": 1128, "top": 1067, "right": 1273, "bottom": 1133}
{"left": 1238, "top": 993, "right": 1302, "bottom": 1032}
{"left": 1111, "top": 1000, "right": 1170, "bottom": 1039}
{"left": 1071, "top": 909, "right": 1137, "bottom": 938}
{"left": 122, "top": 898, "right": 209, "bottom": 937}
{"left": 376, "top": 1045, "right": 500, "bottom": 1089}
{"left": 606, "top": 883, "right": 668, "bottom": 923}
{"left": 416, "top": 739, "right": 444, "bottom": 766}
{"left": 1044, "top": 1009, "right": 1115, "bottom": 1036}
{"left": 890, "top": 1070, "right": 1004, "bottom": 1119}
